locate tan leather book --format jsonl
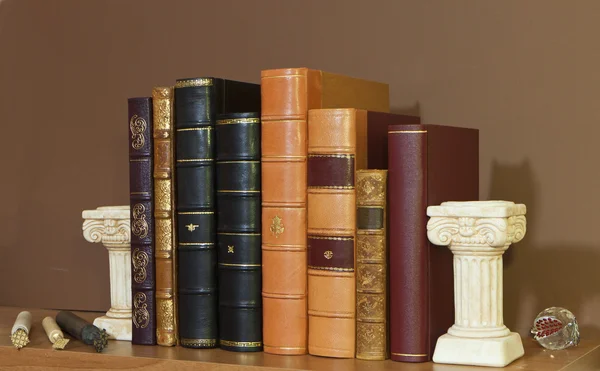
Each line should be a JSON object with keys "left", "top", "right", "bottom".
{"left": 356, "top": 169, "right": 388, "bottom": 360}
{"left": 306, "top": 108, "right": 370, "bottom": 358}
{"left": 261, "top": 68, "right": 389, "bottom": 355}
{"left": 152, "top": 87, "right": 178, "bottom": 346}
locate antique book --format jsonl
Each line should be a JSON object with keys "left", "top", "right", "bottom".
{"left": 152, "top": 87, "right": 177, "bottom": 347}
{"left": 216, "top": 112, "right": 262, "bottom": 352}
{"left": 355, "top": 169, "right": 387, "bottom": 360}
{"left": 128, "top": 97, "right": 156, "bottom": 345}
{"left": 306, "top": 108, "right": 370, "bottom": 358}
{"left": 261, "top": 68, "right": 390, "bottom": 355}
{"left": 175, "top": 77, "right": 260, "bottom": 348}
{"left": 388, "top": 123, "right": 479, "bottom": 362}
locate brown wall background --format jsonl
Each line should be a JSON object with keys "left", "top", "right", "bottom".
{"left": 0, "top": 0, "right": 597, "bottom": 337}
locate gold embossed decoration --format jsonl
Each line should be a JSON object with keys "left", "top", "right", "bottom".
{"left": 10, "top": 329, "right": 29, "bottom": 349}
{"left": 133, "top": 292, "right": 150, "bottom": 329}
{"left": 175, "top": 78, "right": 213, "bottom": 88}
{"left": 157, "top": 299, "right": 174, "bottom": 331}
{"left": 270, "top": 215, "right": 284, "bottom": 238}
{"left": 324, "top": 250, "right": 333, "bottom": 259}
{"left": 132, "top": 248, "right": 149, "bottom": 283}
{"left": 186, "top": 223, "right": 199, "bottom": 232}
{"left": 228, "top": 245, "right": 235, "bottom": 253}
{"left": 130, "top": 114, "right": 147, "bottom": 149}
{"left": 357, "top": 173, "right": 385, "bottom": 205}
{"left": 131, "top": 203, "right": 149, "bottom": 239}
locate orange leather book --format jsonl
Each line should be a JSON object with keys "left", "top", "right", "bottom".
{"left": 306, "top": 108, "right": 369, "bottom": 358}
{"left": 261, "top": 68, "right": 389, "bottom": 355}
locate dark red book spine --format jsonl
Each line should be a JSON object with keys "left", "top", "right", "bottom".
{"left": 387, "top": 125, "right": 428, "bottom": 362}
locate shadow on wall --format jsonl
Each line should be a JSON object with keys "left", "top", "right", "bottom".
{"left": 488, "top": 159, "right": 600, "bottom": 338}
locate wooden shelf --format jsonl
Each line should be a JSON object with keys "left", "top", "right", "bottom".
{"left": 0, "top": 306, "right": 598, "bottom": 370}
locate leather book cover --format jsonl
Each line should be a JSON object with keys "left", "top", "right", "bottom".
{"left": 152, "top": 87, "right": 177, "bottom": 347}
{"left": 216, "top": 112, "right": 262, "bottom": 352}
{"left": 306, "top": 108, "right": 369, "bottom": 358}
{"left": 175, "top": 77, "right": 260, "bottom": 348}
{"left": 355, "top": 169, "right": 387, "bottom": 360}
{"left": 388, "top": 123, "right": 479, "bottom": 362}
{"left": 261, "top": 67, "right": 390, "bottom": 355}
{"left": 128, "top": 97, "right": 156, "bottom": 345}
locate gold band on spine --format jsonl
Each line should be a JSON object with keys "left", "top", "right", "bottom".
{"left": 180, "top": 338, "right": 217, "bottom": 347}
{"left": 175, "top": 78, "right": 213, "bottom": 88}
{"left": 176, "top": 127, "right": 213, "bottom": 132}
{"left": 308, "top": 265, "right": 354, "bottom": 272}
{"left": 307, "top": 154, "right": 355, "bottom": 158}
{"left": 220, "top": 340, "right": 262, "bottom": 347}
{"left": 216, "top": 118, "right": 260, "bottom": 125}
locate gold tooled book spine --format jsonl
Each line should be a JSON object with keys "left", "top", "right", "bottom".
{"left": 356, "top": 170, "right": 388, "bottom": 360}
{"left": 152, "top": 87, "right": 178, "bottom": 346}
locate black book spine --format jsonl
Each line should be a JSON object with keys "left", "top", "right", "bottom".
{"left": 216, "top": 112, "right": 262, "bottom": 352}
{"left": 174, "top": 78, "right": 218, "bottom": 348}
{"left": 128, "top": 97, "right": 156, "bottom": 345}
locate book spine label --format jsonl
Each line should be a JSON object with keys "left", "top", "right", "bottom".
{"left": 216, "top": 113, "right": 262, "bottom": 352}
{"left": 388, "top": 125, "right": 429, "bottom": 362}
{"left": 174, "top": 79, "right": 218, "bottom": 348}
{"left": 306, "top": 108, "right": 359, "bottom": 359}
{"left": 152, "top": 87, "right": 177, "bottom": 347}
{"left": 355, "top": 170, "right": 388, "bottom": 360}
{"left": 260, "top": 68, "right": 310, "bottom": 355}
{"left": 128, "top": 97, "right": 156, "bottom": 345}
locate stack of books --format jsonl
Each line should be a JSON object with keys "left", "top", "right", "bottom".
{"left": 127, "top": 68, "right": 479, "bottom": 362}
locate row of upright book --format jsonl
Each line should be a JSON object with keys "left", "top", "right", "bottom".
{"left": 127, "top": 68, "right": 479, "bottom": 362}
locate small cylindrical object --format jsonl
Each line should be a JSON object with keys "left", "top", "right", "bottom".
{"left": 42, "top": 316, "right": 70, "bottom": 349}
{"left": 56, "top": 311, "right": 108, "bottom": 352}
{"left": 10, "top": 311, "right": 32, "bottom": 349}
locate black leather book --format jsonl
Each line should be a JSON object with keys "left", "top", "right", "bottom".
{"left": 216, "top": 112, "right": 262, "bottom": 352}
{"left": 127, "top": 97, "right": 156, "bottom": 345}
{"left": 174, "top": 78, "right": 260, "bottom": 348}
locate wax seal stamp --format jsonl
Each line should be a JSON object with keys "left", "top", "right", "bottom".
{"left": 10, "top": 311, "right": 32, "bottom": 350}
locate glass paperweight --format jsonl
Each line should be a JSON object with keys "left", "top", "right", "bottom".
{"left": 531, "top": 307, "right": 580, "bottom": 350}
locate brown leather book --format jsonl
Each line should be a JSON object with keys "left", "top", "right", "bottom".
{"left": 387, "top": 123, "right": 478, "bottom": 362}
{"left": 261, "top": 68, "right": 389, "bottom": 355}
{"left": 355, "top": 169, "right": 387, "bottom": 360}
{"left": 306, "top": 108, "right": 369, "bottom": 358}
{"left": 152, "top": 87, "right": 178, "bottom": 346}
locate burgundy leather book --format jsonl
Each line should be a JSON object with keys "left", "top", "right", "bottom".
{"left": 387, "top": 124, "right": 478, "bottom": 362}
{"left": 128, "top": 97, "right": 156, "bottom": 345}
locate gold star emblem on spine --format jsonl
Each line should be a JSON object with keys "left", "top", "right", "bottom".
{"left": 186, "top": 223, "right": 199, "bottom": 232}
{"left": 227, "top": 245, "right": 234, "bottom": 253}
{"left": 324, "top": 250, "right": 333, "bottom": 260}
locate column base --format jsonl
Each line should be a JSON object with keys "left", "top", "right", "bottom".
{"left": 433, "top": 332, "right": 524, "bottom": 367}
{"left": 93, "top": 316, "right": 132, "bottom": 341}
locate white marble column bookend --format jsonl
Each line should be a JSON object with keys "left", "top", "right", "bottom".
{"left": 426, "top": 201, "right": 526, "bottom": 367}
{"left": 82, "top": 205, "right": 132, "bottom": 341}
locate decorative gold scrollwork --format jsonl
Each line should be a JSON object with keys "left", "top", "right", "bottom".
{"left": 133, "top": 292, "right": 150, "bottom": 329}
{"left": 131, "top": 204, "right": 148, "bottom": 239}
{"left": 130, "top": 114, "right": 147, "bottom": 149}
{"left": 132, "top": 248, "right": 149, "bottom": 283}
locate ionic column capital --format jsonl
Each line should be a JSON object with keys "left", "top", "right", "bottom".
{"left": 427, "top": 201, "right": 526, "bottom": 252}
